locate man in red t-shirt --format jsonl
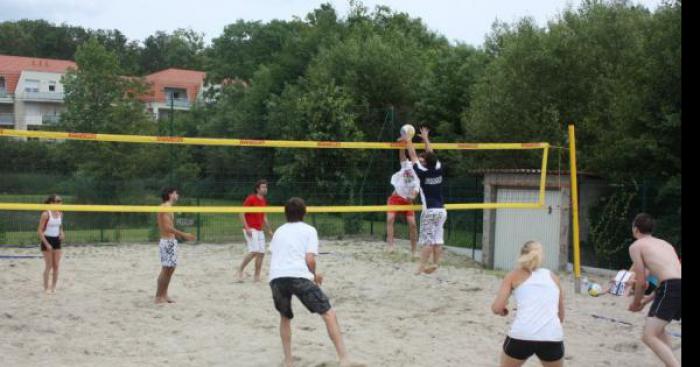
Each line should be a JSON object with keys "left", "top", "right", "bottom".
{"left": 237, "top": 179, "right": 274, "bottom": 282}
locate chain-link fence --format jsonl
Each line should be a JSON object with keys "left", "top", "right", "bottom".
{"left": 0, "top": 174, "right": 484, "bottom": 251}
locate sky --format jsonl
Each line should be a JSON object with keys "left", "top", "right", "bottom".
{"left": 0, "top": 0, "right": 667, "bottom": 47}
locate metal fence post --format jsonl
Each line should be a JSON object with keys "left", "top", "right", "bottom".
{"left": 196, "top": 197, "right": 201, "bottom": 242}
{"left": 473, "top": 176, "right": 479, "bottom": 258}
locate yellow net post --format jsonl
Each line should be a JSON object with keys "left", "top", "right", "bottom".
{"left": 568, "top": 123, "right": 582, "bottom": 294}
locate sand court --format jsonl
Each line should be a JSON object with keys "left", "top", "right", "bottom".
{"left": 0, "top": 240, "right": 681, "bottom": 366}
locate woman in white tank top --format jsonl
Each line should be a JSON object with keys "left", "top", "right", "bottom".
{"left": 37, "top": 194, "right": 65, "bottom": 294}
{"left": 491, "top": 241, "right": 565, "bottom": 367}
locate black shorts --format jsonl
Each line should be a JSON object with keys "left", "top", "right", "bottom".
{"left": 645, "top": 281, "right": 657, "bottom": 295}
{"left": 648, "top": 279, "right": 682, "bottom": 322}
{"left": 503, "top": 336, "right": 564, "bottom": 362}
{"left": 270, "top": 277, "right": 332, "bottom": 319}
{"left": 40, "top": 236, "right": 61, "bottom": 251}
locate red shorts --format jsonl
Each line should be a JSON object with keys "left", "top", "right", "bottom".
{"left": 387, "top": 194, "right": 414, "bottom": 217}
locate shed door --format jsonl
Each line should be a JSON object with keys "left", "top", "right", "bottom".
{"left": 493, "top": 189, "right": 561, "bottom": 271}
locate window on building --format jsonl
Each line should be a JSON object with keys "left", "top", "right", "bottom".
{"left": 164, "top": 87, "right": 187, "bottom": 101}
{"left": 0, "top": 76, "right": 5, "bottom": 89}
{"left": 49, "top": 81, "right": 56, "bottom": 92}
{"left": 25, "top": 79, "right": 40, "bottom": 93}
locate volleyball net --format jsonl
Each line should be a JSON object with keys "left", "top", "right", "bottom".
{"left": 0, "top": 128, "right": 551, "bottom": 247}
{"left": 0, "top": 128, "right": 549, "bottom": 213}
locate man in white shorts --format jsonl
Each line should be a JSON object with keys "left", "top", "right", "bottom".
{"left": 237, "top": 179, "right": 274, "bottom": 282}
{"left": 155, "top": 187, "right": 195, "bottom": 304}
{"left": 402, "top": 126, "right": 447, "bottom": 275}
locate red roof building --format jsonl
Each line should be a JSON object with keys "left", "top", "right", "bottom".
{"left": 141, "top": 68, "right": 207, "bottom": 119}
{"left": 0, "top": 55, "right": 76, "bottom": 95}
{"left": 0, "top": 54, "right": 211, "bottom": 127}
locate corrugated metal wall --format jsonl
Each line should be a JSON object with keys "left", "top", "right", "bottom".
{"left": 494, "top": 189, "right": 562, "bottom": 271}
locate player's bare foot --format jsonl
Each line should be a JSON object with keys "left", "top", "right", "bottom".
{"left": 166, "top": 296, "right": 176, "bottom": 303}
{"left": 236, "top": 271, "right": 249, "bottom": 283}
{"left": 424, "top": 265, "right": 438, "bottom": 274}
{"left": 155, "top": 297, "right": 168, "bottom": 304}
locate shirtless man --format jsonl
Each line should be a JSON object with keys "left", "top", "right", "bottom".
{"left": 627, "top": 213, "right": 681, "bottom": 367}
{"left": 155, "top": 187, "right": 196, "bottom": 304}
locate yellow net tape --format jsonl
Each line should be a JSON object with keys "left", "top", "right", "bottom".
{"left": 0, "top": 128, "right": 548, "bottom": 150}
{"left": 0, "top": 203, "right": 543, "bottom": 213}
{"left": 0, "top": 128, "right": 549, "bottom": 212}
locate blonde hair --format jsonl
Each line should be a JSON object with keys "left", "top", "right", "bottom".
{"left": 517, "top": 241, "right": 544, "bottom": 272}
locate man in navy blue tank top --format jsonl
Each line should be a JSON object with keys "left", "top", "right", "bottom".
{"left": 402, "top": 126, "right": 447, "bottom": 275}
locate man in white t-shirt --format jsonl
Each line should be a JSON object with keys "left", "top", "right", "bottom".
{"left": 386, "top": 144, "right": 420, "bottom": 256}
{"left": 269, "top": 197, "right": 356, "bottom": 367}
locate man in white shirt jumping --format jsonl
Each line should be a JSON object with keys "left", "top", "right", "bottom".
{"left": 386, "top": 143, "right": 420, "bottom": 256}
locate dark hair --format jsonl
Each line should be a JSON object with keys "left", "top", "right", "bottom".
{"left": 633, "top": 213, "right": 655, "bottom": 234}
{"left": 44, "top": 194, "right": 61, "bottom": 204}
{"left": 254, "top": 179, "right": 268, "bottom": 194}
{"left": 285, "top": 197, "right": 306, "bottom": 222}
{"left": 420, "top": 151, "right": 438, "bottom": 169}
{"left": 161, "top": 187, "right": 177, "bottom": 202}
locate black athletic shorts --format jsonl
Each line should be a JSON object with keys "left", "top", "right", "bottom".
{"left": 503, "top": 336, "right": 564, "bottom": 362}
{"left": 648, "top": 279, "right": 682, "bottom": 322}
{"left": 40, "top": 236, "right": 61, "bottom": 251}
{"left": 645, "top": 282, "right": 657, "bottom": 295}
{"left": 270, "top": 277, "right": 331, "bottom": 319}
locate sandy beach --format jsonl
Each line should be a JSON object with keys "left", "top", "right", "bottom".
{"left": 0, "top": 240, "right": 681, "bottom": 366}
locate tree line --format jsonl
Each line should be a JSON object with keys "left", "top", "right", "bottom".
{"left": 0, "top": 0, "right": 681, "bottom": 261}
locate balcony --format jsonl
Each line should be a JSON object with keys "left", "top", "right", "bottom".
{"left": 163, "top": 97, "right": 190, "bottom": 108}
{"left": 0, "top": 114, "right": 61, "bottom": 126}
{"left": 18, "top": 91, "right": 65, "bottom": 102}
{"left": 0, "top": 89, "right": 12, "bottom": 103}
{"left": 42, "top": 114, "right": 61, "bottom": 124}
{"left": 0, "top": 113, "right": 13, "bottom": 125}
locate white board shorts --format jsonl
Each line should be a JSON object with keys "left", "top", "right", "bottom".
{"left": 419, "top": 208, "right": 447, "bottom": 246}
{"left": 159, "top": 238, "right": 178, "bottom": 267}
{"left": 243, "top": 229, "right": 266, "bottom": 253}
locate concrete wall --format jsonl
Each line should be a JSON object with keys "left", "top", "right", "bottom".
{"left": 16, "top": 71, "right": 65, "bottom": 94}
{"left": 13, "top": 71, "right": 66, "bottom": 130}
{"left": 21, "top": 103, "right": 63, "bottom": 125}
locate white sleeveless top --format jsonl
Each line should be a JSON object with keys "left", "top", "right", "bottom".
{"left": 390, "top": 161, "right": 420, "bottom": 199}
{"left": 509, "top": 268, "right": 564, "bottom": 341}
{"left": 44, "top": 211, "right": 62, "bottom": 237}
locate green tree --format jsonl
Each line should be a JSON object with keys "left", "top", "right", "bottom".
{"left": 463, "top": 0, "right": 681, "bottom": 263}
{"left": 140, "top": 29, "right": 206, "bottom": 73}
{"left": 0, "top": 20, "right": 89, "bottom": 59}
{"left": 58, "top": 38, "right": 162, "bottom": 202}
{"left": 268, "top": 81, "right": 366, "bottom": 204}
